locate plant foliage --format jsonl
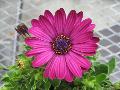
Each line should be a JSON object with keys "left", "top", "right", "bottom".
{"left": 0, "top": 49, "right": 119, "bottom": 90}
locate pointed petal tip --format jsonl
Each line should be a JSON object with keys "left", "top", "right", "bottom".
{"left": 31, "top": 19, "right": 38, "bottom": 22}
{"left": 70, "top": 10, "right": 76, "bottom": 14}
{"left": 77, "top": 11, "right": 83, "bottom": 15}
{"left": 31, "top": 19, "right": 39, "bottom": 27}
{"left": 24, "top": 51, "right": 30, "bottom": 57}
{"left": 39, "top": 15, "right": 44, "bottom": 20}
{"left": 77, "top": 11, "right": 83, "bottom": 19}
{"left": 59, "top": 8, "right": 66, "bottom": 16}
{"left": 44, "top": 10, "right": 53, "bottom": 16}
{"left": 25, "top": 37, "right": 33, "bottom": 45}
{"left": 86, "top": 18, "right": 92, "bottom": 22}
{"left": 81, "top": 18, "right": 92, "bottom": 24}
{"left": 92, "top": 24, "right": 96, "bottom": 27}
{"left": 25, "top": 38, "right": 29, "bottom": 45}
{"left": 49, "top": 75, "right": 55, "bottom": 80}
{"left": 43, "top": 72, "right": 48, "bottom": 78}
{"left": 66, "top": 79, "right": 73, "bottom": 82}
{"left": 92, "top": 37, "right": 100, "bottom": 43}
{"left": 59, "top": 8, "right": 64, "bottom": 10}
{"left": 28, "top": 27, "right": 34, "bottom": 34}
{"left": 59, "top": 8, "right": 65, "bottom": 12}
{"left": 25, "top": 37, "right": 36, "bottom": 44}
{"left": 55, "top": 9, "right": 61, "bottom": 14}
{"left": 44, "top": 10, "right": 50, "bottom": 13}
{"left": 31, "top": 59, "right": 43, "bottom": 68}
{"left": 56, "top": 8, "right": 65, "bottom": 14}
{"left": 32, "top": 60, "right": 38, "bottom": 67}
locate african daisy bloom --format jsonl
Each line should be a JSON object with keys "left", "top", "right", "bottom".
{"left": 25, "top": 8, "right": 99, "bottom": 82}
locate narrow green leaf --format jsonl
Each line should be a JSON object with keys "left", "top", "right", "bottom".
{"left": 107, "top": 58, "right": 116, "bottom": 74}
{"left": 72, "top": 87, "right": 78, "bottom": 90}
{"left": 94, "top": 83, "right": 102, "bottom": 90}
{"left": 51, "top": 79, "right": 61, "bottom": 89}
{"left": 44, "top": 81, "right": 51, "bottom": 90}
{"left": 95, "top": 64, "right": 108, "bottom": 75}
{"left": 2, "top": 77, "right": 10, "bottom": 82}
{"left": 96, "top": 73, "right": 106, "bottom": 83}
{"left": 74, "top": 78, "right": 82, "bottom": 86}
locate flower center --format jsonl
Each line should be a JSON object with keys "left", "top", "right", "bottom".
{"left": 52, "top": 35, "right": 71, "bottom": 55}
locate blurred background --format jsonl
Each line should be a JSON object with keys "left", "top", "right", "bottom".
{"left": 0, "top": 0, "right": 120, "bottom": 85}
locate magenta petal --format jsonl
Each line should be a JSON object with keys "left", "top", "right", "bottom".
{"left": 32, "top": 51, "right": 54, "bottom": 67}
{"left": 55, "top": 10, "right": 64, "bottom": 35}
{"left": 64, "top": 10, "right": 76, "bottom": 35}
{"left": 89, "top": 37, "right": 100, "bottom": 43}
{"left": 74, "top": 11, "right": 83, "bottom": 25}
{"left": 29, "top": 27, "right": 52, "bottom": 42}
{"left": 39, "top": 15, "right": 55, "bottom": 38}
{"left": 72, "top": 32, "right": 93, "bottom": 44}
{"left": 25, "top": 48, "right": 51, "bottom": 57}
{"left": 65, "top": 53, "right": 82, "bottom": 77}
{"left": 44, "top": 10, "right": 54, "bottom": 25}
{"left": 54, "top": 56, "right": 67, "bottom": 79}
{"left": 65, "top": 66, "right": 74, "bottom": 82}
{"left": 43, "top": 57, "right": 56, "bottom": 79}
{"left": 31, "top": 19, "right": 40, "bottom": 27}
{"left": 71, "top": 18, "right": 92, "bottom": 37}
{"left": 43, "top": 70, "right": 49, "bottom": 78}
{"left": 72, "top": 43, "right": 98, "bottom": 53}
{"left": 25, "top": 37, "right": 50, "bottom": 48}
{"left": 43, "top": 58, "right": 54, "bottom": 78}
{"left": 72, "top": 49, "right": 96, "bottom": 56}
{"left": 48, "top": 58, "right": 57, "bottom": 80}
{"left": 69, "top": 52, "right": 91, "bottom": 70}
{"left": 59, "top": 8, "right": 66, "bottom": 23}
{"left": 82, "top": 52, "right": 96, "bottom": 56}
{"left": 85, "top": 24, "right": 95, "bottom": 32}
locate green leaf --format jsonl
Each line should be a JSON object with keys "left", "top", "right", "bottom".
{"left": 72, "top": 87, "right": 78, "bottom": 90}
{"left": 87, "top": 52, "right": 100, "bottom": 62}
{"left": 24, "top": 45, "right": 31, "bottom": 51}
{"left": 87, "top": 81, "right": 95, "bottom": 88}
{"left": 94, "top": 83, "right": 102, "bottom": 90}
{"left": 95, "top": 64, "right": 108, "bottom": 75}
{"left": 51, "top": 79, "right": 61, "bottom": 89}
{"left": 96, "top": 73, "right": 106, "bottom": 83}
{"left": 83, "top": 79, "right": 95, "bottom": 88}
{"left": 93, "top": 62, "right": 100, "bottom": 67}
{"left": 34, "top": 73, "right": 40, "bottom": 80}
{"left": 113, "top": 81, "right": 120, "bottom": 89}
{"left": 74, "top": 78, "right": 82, "bottom": 86}
{"left": 101, "top": 79, "right": 113, "bottom": 88}
{"left": 57, "top": 81, "right": 72, "bottom": 90}
{"left": 1, "top": 77, "right": 10, "bottom": 82}
{"left": 0, "top": 66, "right": 8, "bottom": 71}
{"left": 0, "top": 87, "right": 9, "bottom": 90}
{"left": 107, "top": 58, "right": 116, "bottom": 74}
{"left": 44, "top": 81, "right": 51, "bottom": 90}
{"left": 18, "top": 54, "right": 31, "bottom": 62}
